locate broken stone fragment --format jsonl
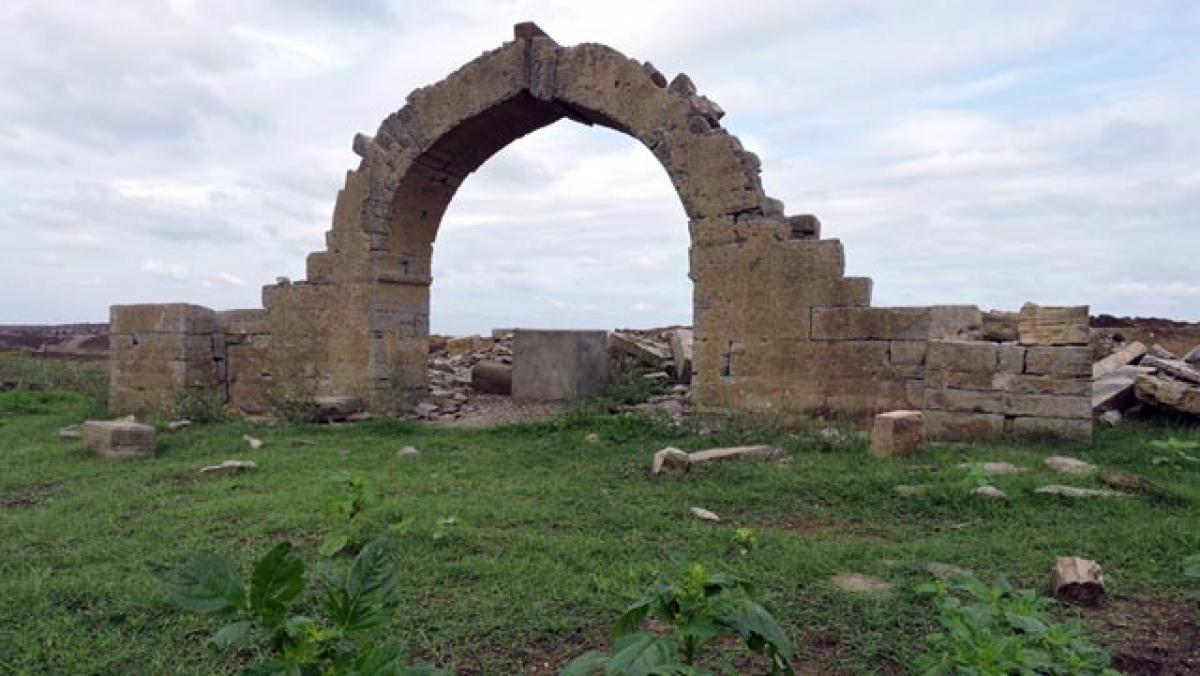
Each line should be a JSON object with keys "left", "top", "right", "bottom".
{"left": 413, "top": 401, "right": 439, "bottom": 419}
{"left": 651, "top": 447, "right": 690, "bottom": 474}
{"left": 1035, "top": 485, "right": 1127, "bottom": 499}
{"left": 1043, "top": 456, "right": 1096, "bottom": 475}
{"left": 1147, "top": 343, "right": 1177, "bottom": 360}
{"left": 397, "top": 446, "right": 421, "bottom": 459}
{"left": 1092, "top": 340, "right": 1147, "bottom": 380}
{"left": 1134, "top": 374, "right": 1200, "bottom": 415}
{"left": 1140, "top": 356, "right": 1200, "bottom": 385}
{"left": 584, "top": 433, "right": 601, "bottom": 445}
{"left": 165, "top": 420, "right": 192, "bottom": 432}
{"left": 869, "top": 410, "right": 925, "bottom": 458}
{"left": 470, "top": 360, "right": 513, "bottom": 395}
{"left": 1050, "top": 556, "right": 1105, "bottom": 607}
{"left": 1184, "top": 345, "right": 1200, "bottom": 366}
{"left": 687, "top": 445, "right": 786, "bottom": 465}
{"left": 669, "top": 329, "right": 694, "bottom": 384}
{"left": 313, "top": 396, "right": 363, "bottom": 423}
{"left": 1098, "top": 410, "right": 1122, "bottom": 427}
{"left": 668, "top": 72, "right": 696, "bottom": 96}
{"left": 243, "top": 434, "right": 263, "bottom": 450}
{"left": 58, "top": 425, "right": 81, "bottom": 441}
{"left": 927, "top": 562, "right": 973, "bottom": 581}
{"left": 690, "top": 506, "right": 720, "bottom": 522}
{"left": 199, "top": 459, "right": 257, "bottom": 476}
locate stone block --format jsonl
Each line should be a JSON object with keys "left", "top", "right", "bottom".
{"left": 1004, "top": 394, "right": 1091, "bottom": 419}
{"left": 997, "top": 344, "right": 1026, "bottom": 373}
{"left": 1010, "top": 417, "right": 1093, "bottom": 441}
{"left": 889, "top": 341, "right": 927, "bottom": 366}
{"left": 1017, "top": 303, "right": 1089, "bottom": 346}
{"left": 810, "top": 305, "right": 980, "bottom": 341}
{"left": 1024, "top": 346, "right": 1091, "bottom": 377}
{"left": 994, "top": 374, "right": 1091, "bottom": 396}
{"left": 1092, "top": 341, "right": 1147, "bottom": 380}
{"left": 512, "top": 330, "right": 609, "bottom": 402}
{"left": 83, "top": 420, "right": 156, "bottom": 458}
{"left": 925, "top": 388, "right": 1007, "bottom": 414}
{"left": 924, "top": 410, "right": 1005, "bottom": 441}
{"left": 927, "top": 340, "right": 999, "bottom": 373}
{"left": 981, "top": 310, "right": 1019, "bottom": 341}
{"left": 471, "top": 361, "right": 513, "bottom": 395}
{"left": 669, "top": 329, "right": 694, "bottom": 383}
{"left": 1135, "top": 374, "right": 1200, "bottom": 415}
{"left": 869, "top": 410, "right": 926, "bottom": 458}
{"left": 111, "top": 303, "right": 217, "bottom": 334}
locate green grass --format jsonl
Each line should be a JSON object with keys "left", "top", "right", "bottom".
{"left": 0, "top": 391, "right": 1197, "bottom": 674}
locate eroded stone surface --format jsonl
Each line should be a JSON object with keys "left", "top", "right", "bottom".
{"left": 83, "top": 420, "right": 155, "bottom": 458}
{"left": 869, "top": 410, "right": 925, "bottom": 458}
{"left": 830, "top": 573, "right": 893, "bottom": 593}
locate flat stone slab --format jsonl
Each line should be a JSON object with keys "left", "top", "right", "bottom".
{"left": 688, "top": 445, "right": 786, "bottom": 464}
{"left": 83, "top": 420, "right": 156, "bottom": 458}
{"left": 927, "top": 562, "right": 973, "bottom": 580}
{"left": 829, "top": 573, "right": 893, "bottom": 593}
{"left": 690, "top": 506, "right": 721, "bottom": 522}
{"left": 199, "top": 460, "right": 257, "bottom": 476}
{"left": 971, "top": 485, "right": 1008, "bottom": 500}
{"left": 958, "top": 461, "right": 1024, "bottom": 476}
{"left": 1044, "top": 456, "right": 1096, "bottom": 475}
{"left": 1035, "top": 485, "right": 1128, "bottom": 499}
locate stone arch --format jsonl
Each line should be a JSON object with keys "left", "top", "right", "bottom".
{"left": 290, "top": 22, "right": 826, "bottom": 407}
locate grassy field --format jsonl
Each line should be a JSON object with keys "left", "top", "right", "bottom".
{"left": 1, "top": 386, "right": 1198, "bottom": 674}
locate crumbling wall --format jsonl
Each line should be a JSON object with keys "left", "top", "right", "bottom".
{"left": 105, "top": 22, "right": 1094, "bottom": 442}
{"left": 109, "top": 304, "right": 222, "bottom": 415}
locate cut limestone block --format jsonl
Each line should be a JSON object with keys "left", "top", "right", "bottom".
{"left": 82, "top": 420, "right": 156, "bottom": 458}
{"left": 1093, "top": 365, "right": 1156, "bottom": 412}
{"left": 199, "top": 460, "right": 258, "bottom": 476}
{"left": 1135, "top": 374, "right": 1200, "bottom": 415}
{"left": 1024, "top": 346, "right": 1092, "bottom": 377}
{"left": 651, "top": 447, "right": 690, "bottom": 475}
{"left": 1140, "top": 356, "right": 1200, "bottom": 385}
{"left": 1050, "top": 556, "right": 1105, "bottom": 607}
{"left": 869, "top": 410, "right": 925, "bottom": 458}
{"left": 810, "top": 305, "right": 980, "bottom": 341}
{"left": 925, "top": 410, "right": 1005, "bottom": 441}
{"left": 512, "top": 330, "right": 608, "bottom": 402}
{"left": 1010, "top": 417, "right": 1092, "bottom": 441}
{"left": 687, "top": 445, "right": 786, "bottom": 465}
{"left": 1184, "top": 345, "right": 1200, "bottom": 366}
{"left": 1092, "top": 341, "right": 1147, "bottom": 380}
{"left": 1044, "top": 456, "right": 1096, "bottom": 475}
{"left": 1017, "top": 303, "right": 1089, "bottom": 346}
{"left": 470, "top": 361, "right": 513, "bottom": 395}
{"left": 690, "top": 506, "right": 720, "bottom": 522}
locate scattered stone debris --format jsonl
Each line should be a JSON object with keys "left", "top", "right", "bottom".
{"left": 397, "top": 446, "right": 421, "bottom": 459}
{"left": 243, "top": 434, "right": 263, "bottom": 450}
{"left": 1035, "top": 485, "right": 1127, "bottom": 499}
{"left": 313, "top": 396, "right": 363, "bottom": 423}
{"left": 971, "top": 485, "right": 1008, "bottom": 500}
{"left": 958, "top": 461, "right": 1024, "bottom": 476}
{"left": 584, "top": 433, "right": 601, "bottom": 445}
{"left": 165, "top": 420, "right": 192, "bottom": 432}
{"left": 1044, "top": 455, "right": 1097, "bottom": 475}
{"left": 83, "top": 420, "right": 155, "bottom": 458}
{"left": 927, "top": 562, "right": 973, "bottom": 581}
{"left": 894, "top": 484, "right": 931, "bottom": 496}
{"left": 869, "top": 410, "right": 925, "bottom": 458}
{"left": 1050, "top": 556, "right": 1106, "bottom": 607}
{"left": 1098, "top": 410, "right": 1122, "bottom": 427}
{"left": 199, "top": 459, "right": 258, "bottom": 476}
{"left": 1092, "top": 336, "right": 1200, "bottom": 419}
{"left": 58, "top": 425, "right": 80, "bottom": 441}
{"left": 690, "top": 506, "right": 721, "bottom": 522}
{"left": 829, "top": 573, "right": 893, "bottom": 593}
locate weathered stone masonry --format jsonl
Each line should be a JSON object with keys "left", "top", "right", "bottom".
{"left": 109, "top": 23, "right": 1093, "bottom": 442}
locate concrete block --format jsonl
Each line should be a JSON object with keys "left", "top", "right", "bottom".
{"left": 512, "top": 330, "right": 608, "bottom": 402}
{"left": 83, "top": 421, "right": 156, "bottom": 458}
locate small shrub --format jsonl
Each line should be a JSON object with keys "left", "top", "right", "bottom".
{"left": 155, "top": 538, "right": 446, "bottom": 675}
{"left": 1150, "top": 437, "right": 1200, "bottom": 468}
{"left": 731, "top": 528, "right": 759, "bottom": 557}
{"left": 321, "top": 471, "right": 378, "bottom": 557}
{"left": 171, "top": 387, "right": 228, "bottom": 424}
{"left": 561, "top": 563, "right": 794, "bottom": 675}
{"left": 600, "top": 368, "right": 670, "bottom": 407}
{"left": 265, "top": 383, "right": 318, "bottom": 424}
{"left": 915, "top": 575, "right": 1118, "bottom": 675}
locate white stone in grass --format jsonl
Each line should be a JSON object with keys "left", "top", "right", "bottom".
{"left": 689, "top": 506, "right": 721, "bottom": 522}
{"left": 243, "top": 434, "right": 263, "bottom": 450}
{"left": 165, "top": 420, "right": 192, "bottom": 432}
{"left": 58, "top": 425, "right": 81, "bottom": 440}
{"left": 958, "top": 461, "right": 1024, "bottom": 476}
{"left": 584, "top": 433, "right": 601, "bottom": 445}
{"left": 1043, "top": 456, "right": 1096, "bottom": 475}
{"left": 199, "top": 460, "right": 257, "bottom": 476}
{"left": 971, "top": 485, "right": 1008, "bottom": 500}
{"left": 1035, "top": 485, "right": 1127, "bottom": 499}
{"left": 894, "top": 484, "right": 931, "bottom": 496}
{"left": 829, "top": 572, "right": 893, "bottom": 593}
{"left": 927, "top": 562, "right": 973, "bottom": 581}
{"left": 397, "top": 446, "right": 421, "bottom": 459}
{"left": 652, "top": 447, "right": 690, "bottom": 474}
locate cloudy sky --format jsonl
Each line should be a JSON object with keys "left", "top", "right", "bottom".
{"left": 1, "top": 1, "right": 1197, "bottom": 333}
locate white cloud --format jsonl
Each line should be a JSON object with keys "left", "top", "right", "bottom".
{"left": 140, "top": 259, "right": 189, "bottom": 281}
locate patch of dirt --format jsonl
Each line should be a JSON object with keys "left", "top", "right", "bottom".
{"left": 1092, "top": 315, "right": 1200, "bottom": 359}
{"left": 0, "top": 481, "right": 60, "bottom": 508}
{"left": 745, "top": 514, "right": 894, "bottom": 542}
{"left": 1078, "top": 596, "right": 1200, "bottom": 674}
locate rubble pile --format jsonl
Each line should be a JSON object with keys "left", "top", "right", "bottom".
{"left": 414, "top": 327, "right": 695, "bottom": 423}
{"left": 1092, "top": 339, "right": 1200, "bottom": 421}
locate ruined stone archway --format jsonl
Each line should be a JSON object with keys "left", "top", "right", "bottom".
{"left": 109, "top": 22, "right": 1093, "bottom": 443}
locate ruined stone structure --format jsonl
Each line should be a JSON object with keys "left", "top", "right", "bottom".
{"left": 109, "top": 23, "right": 1093, "bottom": 441}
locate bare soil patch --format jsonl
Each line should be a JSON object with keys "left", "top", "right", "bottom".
{"left": 1080, "top": 596, "right": 1200, "bottom": 674}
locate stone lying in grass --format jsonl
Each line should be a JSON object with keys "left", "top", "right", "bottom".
{"left": 651, "top": 445, "right": 786, "bottom": 475}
